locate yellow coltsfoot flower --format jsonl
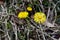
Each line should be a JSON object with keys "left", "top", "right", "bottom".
{"left": 18, "top": 11, "right": 29, "bottom": 19}
{"left": 34, "top": 12, "right": 46, "bottom": 24}
{"left": 27, "top": 7, "right": 32, "bottom": 11}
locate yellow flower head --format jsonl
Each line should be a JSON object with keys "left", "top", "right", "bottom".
{"left": 18, "top": 11, "right": 29, "bottom": 19}
{"left": 27, "top": 7, "right": 32, "bottom": 11}
{"left": 34, "top": 12, "right": 46, "bottom": 24}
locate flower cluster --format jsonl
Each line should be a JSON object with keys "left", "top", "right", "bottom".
{"left": 17, "top": 7, "right": 46, "bottom": 24}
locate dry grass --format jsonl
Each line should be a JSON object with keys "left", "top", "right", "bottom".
{"left": 0, "top": 0, "right": 60, "bottom": 40}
